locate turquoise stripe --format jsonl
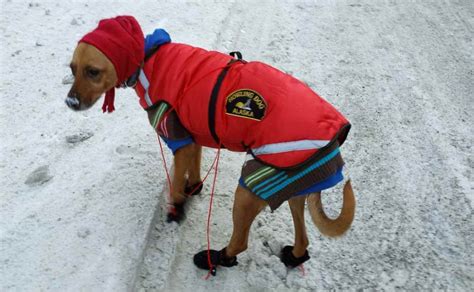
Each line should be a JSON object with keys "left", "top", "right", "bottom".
{"left": 256, "top": 174, "right": 289, "bottom": 196}
{"left": 259, "top": 148, "right": 341, "bottom": 199}
{"left": 252, "top": 172, "right": 286, "bottom": 192}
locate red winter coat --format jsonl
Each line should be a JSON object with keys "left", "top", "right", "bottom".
{"left": 135, "top": 43, "right": 350, "bottom": 168}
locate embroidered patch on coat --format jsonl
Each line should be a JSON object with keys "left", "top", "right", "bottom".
{"left": 225, "top": 89, "right": 267, "bottom": 121}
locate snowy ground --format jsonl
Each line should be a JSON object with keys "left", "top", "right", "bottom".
{"left": 1, "top": 0, "right": 473, "bottom": 291}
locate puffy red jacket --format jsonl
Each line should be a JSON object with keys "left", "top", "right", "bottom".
{"left": 134, "top": 43, "right": 350, "bottom": 168}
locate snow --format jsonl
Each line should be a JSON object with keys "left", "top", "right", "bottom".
{"left": 1, "top": 0, "right": 473, "bottom": 291}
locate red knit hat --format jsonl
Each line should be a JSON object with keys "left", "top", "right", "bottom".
{"left": 79, "top": 16, "right": 144, "bottom": 112}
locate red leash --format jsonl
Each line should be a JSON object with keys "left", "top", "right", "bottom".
{"left": 204, "top": 147, "right": 221, "bottom": 279}
{"left": 156, "top": 132, "right": 173, "bottom": 210}
{"left": 156, "top": 128, "right": 221, "bottom": 217}
{"left": 156, "top": 129, "right": 222, "bottom": 278}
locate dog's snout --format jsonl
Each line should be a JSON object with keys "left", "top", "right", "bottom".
{"left": 65, "top": 96, "right": 80, "bottom": 110}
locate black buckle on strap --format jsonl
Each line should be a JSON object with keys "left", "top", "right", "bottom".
{"left": 229, "top": 51, "right": 243, "bottom": 60}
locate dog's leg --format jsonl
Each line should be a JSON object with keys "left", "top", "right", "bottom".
{"left": 193, "top": 185, "right": 266, "bottom": 270}
{"left": 170, "top": 145, "right": 191, "bottom": 205}
{"left": 280, "top": 194, "right": 311, "bottom": 267}
{"left": 225, "top": 186, "right": 267, "bottom": 257}
{"left": 186, "top": 144, "right": 202, "bottom": 187}
{"left": 167, "top": 143, "right": 198, "bottom": 222}
{"left": 288, "top": 195, "right": 309, "bottom": 257}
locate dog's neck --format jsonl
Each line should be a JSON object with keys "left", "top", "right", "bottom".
{"left": 120, "top": 66, "right": 141, "bottom": 88}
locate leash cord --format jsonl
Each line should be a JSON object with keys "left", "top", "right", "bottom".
{"left": 204, "top": 146, "right": 221, "bottom": 279}
{"left": 156, "top": 129, "right": 222, "bottom": 216}
{"left": 155, "top": 110, "right": 222, "bottom": 279}
{"left": 157, "top": 132, "right": 173, "bottom": 210}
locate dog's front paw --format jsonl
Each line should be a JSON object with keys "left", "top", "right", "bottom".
{"left": 166, "top": 203, "right": 185, "bottom": 223}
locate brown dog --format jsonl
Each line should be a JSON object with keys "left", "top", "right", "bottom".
{"left": 66, "top": 18, "right": 355, "bottom": 272}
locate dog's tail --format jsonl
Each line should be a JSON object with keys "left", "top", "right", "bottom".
{"left": 307, "top": 180, "right": 356, "bottom": 237}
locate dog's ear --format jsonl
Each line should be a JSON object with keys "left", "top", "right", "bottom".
{"left": 66, "top": 43, "right": 118, "bottom": 111}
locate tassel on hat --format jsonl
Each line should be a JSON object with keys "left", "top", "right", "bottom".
{"left": 102, "top": 88, "right": 116, "bottom": 113}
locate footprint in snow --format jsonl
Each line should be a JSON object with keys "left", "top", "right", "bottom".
{"left": 115, "top": 145, "right": 154, "bottom": 157}
{"left": 66, "top": 131, "right": 94, "bottom": 145}
{"left": 25, "top": 165, "right": 53, "bottom": 186}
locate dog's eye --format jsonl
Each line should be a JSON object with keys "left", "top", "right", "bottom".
{"left": 87, "top": 69, "right": 100, "bottom": 78}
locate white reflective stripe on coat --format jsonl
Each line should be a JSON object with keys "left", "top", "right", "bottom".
{"left": 252, "top": 139, "right": 330, "bottom": 155}
{"left": 138, "top": 70, "right": 153, "bottom": 107}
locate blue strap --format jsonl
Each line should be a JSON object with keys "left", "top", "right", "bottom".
{"left": 295, "top": 167, "right": 344, "bottom": 195}
{"left": 161, "top": 136, "right": 194, "bottom": 155}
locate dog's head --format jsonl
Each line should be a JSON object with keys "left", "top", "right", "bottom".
{"left": 65, "top": 16, "right": 144, "bottom": 111}
{"left": 66, "top": 43, "right": 117, "bottom": 111}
